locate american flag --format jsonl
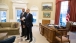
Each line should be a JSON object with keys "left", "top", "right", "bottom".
{"left": 66, "top": 7, "right": 70, "bottom": 22}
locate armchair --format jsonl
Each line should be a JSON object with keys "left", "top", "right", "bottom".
{"left": 55, "top": 30, "right": 70, "bottom": 43}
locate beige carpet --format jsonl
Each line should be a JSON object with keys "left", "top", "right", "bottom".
{"left": 13, "top": 26, "right": 49, "bottom": 43}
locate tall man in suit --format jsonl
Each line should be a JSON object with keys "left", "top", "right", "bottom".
{"left": 20, "top": 8, "right": 27, "bottom": 37}
{"left": 25, "top": 9, "right": 33, "bottom": 42}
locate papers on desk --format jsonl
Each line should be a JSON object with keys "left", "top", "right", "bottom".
{"left": 48, "top": 24, "right": 59, "bottom": 27}
{"left": 54, "top": 25, "right": 59, "bottom": 26}
{"left": 48, "top": 24, "right": 54, "bottom": 26}
{"left": 73, "top": 22, "right": 76, "bottom": 25}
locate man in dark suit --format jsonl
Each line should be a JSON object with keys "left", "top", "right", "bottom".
{"left": 20, "top": 8, "right": 27, "bottom": 37}
{"left": 25, "top": 9, "right": 33, "bottom": 42}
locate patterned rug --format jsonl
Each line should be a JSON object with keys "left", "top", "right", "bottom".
{"left": 9, "top": 35, "right": 36, "bottom": 43}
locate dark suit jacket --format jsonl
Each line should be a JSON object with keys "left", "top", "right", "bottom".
{"left": 20, "top": 12, "right": 27, "bottom": 25}
{"left": 25, "top": 13, "right": 33, "bottom": 27}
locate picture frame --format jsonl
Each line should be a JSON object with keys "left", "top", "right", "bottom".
{"left": 43, "top": 12, "right": 51, "bottom": 18}
{"left": 42, "top": 2, "right": 53, "bottom": 11}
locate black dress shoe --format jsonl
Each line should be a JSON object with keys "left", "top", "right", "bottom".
{"left": 24, "top": 36, "right": 26, "bottom": 38}
{"left": 25, "top": 39, "right": 29, "bottom": 41}
{"left": 29, "top": 40, "right": 32, "bottom": 42}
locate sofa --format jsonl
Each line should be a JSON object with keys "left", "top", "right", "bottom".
{"left": 0, "top": 22, "right": 20, "bottom": 35}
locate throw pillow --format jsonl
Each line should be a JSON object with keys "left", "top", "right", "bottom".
{"left": 11, "top": 23, "right": 16, "bottom": 28}
{"left": 15, "top": 23, "right": 18, "bottom": 28}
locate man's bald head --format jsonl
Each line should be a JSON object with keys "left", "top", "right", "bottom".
{"left": 22, "top": 8, "right": 25, "bottom": 12}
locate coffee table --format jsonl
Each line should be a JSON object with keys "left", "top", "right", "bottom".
{"left": 0, "top": 33, "right": 8, "bottom": 40}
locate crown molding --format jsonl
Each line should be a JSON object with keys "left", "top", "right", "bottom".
{"left": 11, "top": 0, "right": 28, "bottom": 4}
{"left": 30, "top": 5, "right": 39, "bottom": 10}
{"left": 0, "top": 3, "right": 8, "bottom": 10}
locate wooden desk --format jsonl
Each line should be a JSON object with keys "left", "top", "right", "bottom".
{"left": 70, "top": 24, "right": 76, "bottom": 31}
{"left": 40, "top": 24, "right": 68, "bottom": 43}
{"left": 40, "top": 24, "right": 57, "bottom": 43}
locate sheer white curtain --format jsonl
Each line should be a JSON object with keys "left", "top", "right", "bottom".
{"left": 59, "top": 1, "right": 68, "bottom": 27}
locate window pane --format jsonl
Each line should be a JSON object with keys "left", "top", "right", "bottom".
{"left": 59, "top": 1, "right": 68, "bottom": 27}
{"left": 31, "top": 11, "right": 37, "bottom": 24}
{"left": 1, "top": 11, "right": 6, "bottom": 22}
{"left": 16, "top": 9, "right": 22, "bottom": 22}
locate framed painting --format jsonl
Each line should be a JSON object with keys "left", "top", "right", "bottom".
{"left": 42, "top": 2, "right": 53, "bottom": 11}
{"left": 43, "top": 12, "right": 51, "bottom": 18}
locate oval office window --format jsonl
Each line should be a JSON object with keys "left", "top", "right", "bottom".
{"left": 16, "top": 9, "right": 22, "bottom": 22}
{"left": 0, "top": 11, "right": 6, "bottom": 22}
